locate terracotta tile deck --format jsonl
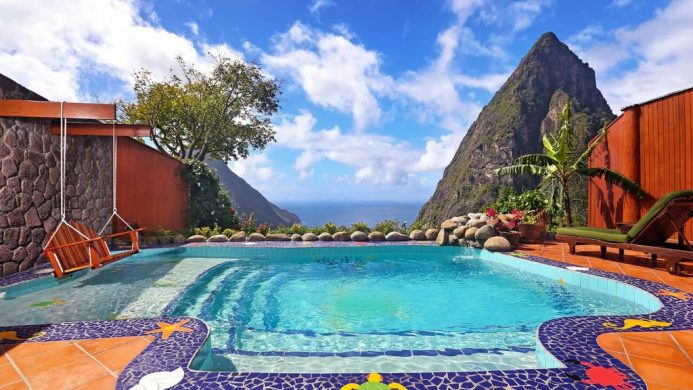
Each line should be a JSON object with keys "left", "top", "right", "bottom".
{"left": 0, "top": 336, "right": 152, "bottom": 390}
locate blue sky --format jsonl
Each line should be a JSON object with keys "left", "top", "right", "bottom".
{"left": 2, "top": 0, "right": 693, "bottom": 202}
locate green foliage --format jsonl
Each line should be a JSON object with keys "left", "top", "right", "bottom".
{"left": 238, "top": 212, "right": 256, "bottom": 234}
{"left": 407, "top": 220, "right": 426, "bottom": 233}
{"left": 193, "top": 224, "right": 221, "bottom": 238}
{"left": 289, "top": 224, "right": 307, "bottom": 235}
{"left": 256, "top": 223, "right": 269, "bottom": 235}
{"left": 120, "top": 55, "right": 280, "bottom": 162}
{"left": 323, "top": 222, "right": 338, "bottom": 235}
{"left": 497, "top": 102, "right": 644, "bottom": 226}
{"left": 221, "top": 228, "right": 236, "bottom": 238}
{"left": 181, "top": 160, "right": 237, "bottom": 229}
{"left": 491, "top": 187, "right": 549, "bottom": 214}
{"left": 348, "top": 222, "right": 371, "bottom": 234}
{"left": 373, "top": 219, "right": 406, "bottom": 234}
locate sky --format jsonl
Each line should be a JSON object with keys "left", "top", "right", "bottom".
{"left": 1, "top": 0, "right": 693, "bottom": 202}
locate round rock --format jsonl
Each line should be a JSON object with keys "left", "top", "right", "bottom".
{"left": 333, "top": 231, "right": 350, "bottom": 241}
{"left": 207, "top": 234, "right": 229, "bottom": 243}
{"left": 185, "top": 234, "right": 206, "bottom": 243}
{"left": 471, "top": 219, "right": 487, "bottom": 228}
{"left": 230, "top": 231, "right": 247, "bottom": 242}
{"left": 386, "top": 231, "right": 409, "bottom": 241}
{"left": 409, "top": 230, "right": 425, "bottom": 240}
{"left": 475, "top": 225, "right": 497, "bottom": 241}
{"left": 424, "top": 228, "right": 439, "bottom": 240}
{"left": 247, "top": 233, "right": 265, "bottom": 241}
{"left": 351, "top": 231, "right": 368, "bottom": 241}
{"left": 302, "top": 233, "right": 319, "bottom": 241}
{"left": 368, "top": 231, "right": 386, "bottom": 241}
{"left": 484, "top": 236, "right": 512, "bottom": 252}
{"left": 290, "top": 233, "right": 303, "bottom": 241}
{"left": 440, "top": 219, "right": 458, "bottom": 230}
{"left": 464, "top": 227, "right": 478, "bottom": 240}
{"left": 266, "top": 233, "right": 290, "bottom": 241}
{"left": 173, "top": 234, "right": 187, "bottom": 244}
{"left": 452, "top": 226, "right": 467, "bottom": 237}
{"left": 318, "top": 232, "right": 333, "bottom": 241}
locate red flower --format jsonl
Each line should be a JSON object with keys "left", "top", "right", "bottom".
{"left": 486, "top": 207, "right": 498, "bottom": 218}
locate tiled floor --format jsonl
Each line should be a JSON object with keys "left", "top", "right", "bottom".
{"left": 597, "top": 330, "right": 693, "bottom": 390}
{"left": 0, "top": 336, "right": 153, "bottom": 390}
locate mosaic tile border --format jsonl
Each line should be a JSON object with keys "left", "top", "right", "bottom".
{"left": 0, "top": 244, "right": 690, "bottom": 389}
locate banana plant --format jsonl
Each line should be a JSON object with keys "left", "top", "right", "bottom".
{"left": 496, "top": 102, "right": 644, "bottom": 226}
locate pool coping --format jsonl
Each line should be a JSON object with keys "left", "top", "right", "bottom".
{"left": 0, "top": 244, "right": 691, "bottom": 389}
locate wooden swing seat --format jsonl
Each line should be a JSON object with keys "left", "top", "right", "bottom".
{"left": 43, "top": 223, "right": 143, "bottom": 278}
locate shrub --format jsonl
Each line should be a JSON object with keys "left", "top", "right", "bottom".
{"left": 323, "top": 222, "right": 337, "bottom": 234}
{"left": 181, "top": 160, "right": 238, "bottom": 229}
{"left": 491, "top": 187, "right": 548, "bottom": 214}
{"left": 349, "top": 222, "right": 370, "bottom": 234}
{"left": 256, "top": 223, "right": 269, "bottom": 235}
{"left": 221, "top": 228, "right": 236, "bottom": 238}
{"left": 238, "top": 212, "right": 256, "bottom": 234}
{"left": 407, "top": 220, "right": 425, "bottom": 233}
{"left": 289, "top": 224, "right": 307, "bottom": 235}
{"left": 374, "top": 219, "right": 405, "bottom": 234}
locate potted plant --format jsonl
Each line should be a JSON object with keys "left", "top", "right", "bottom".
{"left": 518, "top": 212, "right": 545, "bottom": 243}
{"left": 490, "top": 208, "right": 522, "bottom": 247}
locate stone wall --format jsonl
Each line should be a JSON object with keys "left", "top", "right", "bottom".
{"left": 0, "top": 74, "right": 112, "bottom": 278}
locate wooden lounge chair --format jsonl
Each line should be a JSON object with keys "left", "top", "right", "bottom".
{"left": 556, "top": 189, "right": 693, "bottom": 275}
{"left": 43, "top": 223, "right": 143, "bottom": 278}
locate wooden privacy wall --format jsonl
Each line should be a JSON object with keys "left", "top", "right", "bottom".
{"left": 115, "top": 138, "right": 188, "bottom": 232}
{"left": 588, "top": 87, "right": 693, "bottom": 240}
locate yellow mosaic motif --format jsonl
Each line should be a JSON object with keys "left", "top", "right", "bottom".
{"left": 340, "top": 372, "right": 407, "bottom": 390}
{"left": 0, "top": 330, "right": 45, "bottom": 341}
{"left": 603, "top": 318, "right": 672, "bottom": 330}
{"left": 657, "top": 290, "right": 689, "bottom": 301}
{"left": 145, "top": 319, "right": 193, "bottom": 340}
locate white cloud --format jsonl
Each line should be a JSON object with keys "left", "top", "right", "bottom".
{"left": 572, "top": 0, "right": 693, "bottom": 110}
{"left": 185, "top": 21, "right": 200, "bottom": 36}
{"left": 228, "top": 153, "right": 275, "bottom": 184}
{"left": 309, "top": 0, "right": 334, "bottom": 15}
{"left": 263, "top": 22, "right": 394, "bottom": 131}
{"left": 0, "top": 0, "right": 242, "bottom": 101}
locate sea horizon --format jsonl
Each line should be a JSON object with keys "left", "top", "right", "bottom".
{"left": 277, "top": 200, "right": 424, "bottom": 227}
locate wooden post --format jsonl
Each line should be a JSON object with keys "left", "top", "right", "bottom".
{"left": 621, "top": 106, "right": 641, "bottom": 223}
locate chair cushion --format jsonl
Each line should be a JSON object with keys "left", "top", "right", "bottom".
{"left": 557, "top": 227, "right": 629, "bottom": 243}
{"left": 627, "top": 189, "right": 693, "bottom": 240}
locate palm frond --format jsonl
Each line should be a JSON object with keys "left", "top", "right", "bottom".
{"left": 514, "top": 154, "right": 558, "bottom": 167}
{"left": 496, "top": 164, "right": 547, "bottom": 177}
{"left": 542, "top": 135, "right": 556, "bottom": 157}
{"left": 580, "top": 167, "right": 646, "bottom": 197}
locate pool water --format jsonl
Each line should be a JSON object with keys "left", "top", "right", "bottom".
{"left": 0, "top": 247, "right": 651, "bottom": 373}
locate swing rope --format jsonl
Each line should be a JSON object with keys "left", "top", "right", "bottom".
{"left": 97, "top": 115, "right": 135, "bottom": 236}
{"left": 43, "top": 102, "right": 92, "bottom": 268}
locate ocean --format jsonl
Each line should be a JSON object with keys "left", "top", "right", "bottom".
{"left": 277, "top": 201, "right": 423, "bottom": 227}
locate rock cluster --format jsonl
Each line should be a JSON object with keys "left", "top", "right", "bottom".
{"left": 434, "top": 213, "right": 512, "bottom": 252}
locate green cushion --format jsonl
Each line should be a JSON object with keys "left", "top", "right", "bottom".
{"left": 626, "top": 189, "right": 693, "bottom": 240}
{"left": 557, "top": 227, "right": 629, "bottom": 243}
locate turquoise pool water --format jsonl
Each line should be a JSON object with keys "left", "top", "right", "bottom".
{"left": 0, "top": 246, "right": 654, "bottom": 373}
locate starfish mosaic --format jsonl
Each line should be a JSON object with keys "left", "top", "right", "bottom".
{"left": 657, "top": 289, "right": 689, "bottom": 301}
{"left": 145, "top": 319, "right": 193, "bottom": 340}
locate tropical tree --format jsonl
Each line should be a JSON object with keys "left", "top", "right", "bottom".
{"left": 496, "top": 102, "right": 644, "bottom": 226}
{"left": 121, "top": 55, "right": 280, "bottom": 162}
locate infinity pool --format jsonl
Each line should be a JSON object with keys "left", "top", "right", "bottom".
{"left": 0, "top": 246, "right": 654, "bottom": 373}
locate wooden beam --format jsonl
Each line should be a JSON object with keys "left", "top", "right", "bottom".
{"left": 51, "top": 123, "right": 151, "bottom": 137}
{"left": 0, "top": 100, "right": 116, "bottom": 120}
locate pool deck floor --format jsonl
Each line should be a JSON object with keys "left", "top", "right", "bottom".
{"left": 0, "top": 240, "right": 691, "bottom": 389}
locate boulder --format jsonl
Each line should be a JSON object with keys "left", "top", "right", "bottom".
{"left": 207, "top": 234, "right": 228, "bottom": 243}
{"left": 333, "top": 231, "right": 350, "bottom": 241}
{"left": 451, "top": 216, "right": 468, "bottom": 225}
{"left": 464, "top": 227, "right": 478, "bottom": 240}
{"left": 436, "top": 229, "right": 448, "bottom": 245}
{"left": 186, "top": 235, "right": 206, "bottom": 243}
{"left": 266, "top": 233, "right": 291, "bottom": 241}
{"left": 452, "top": 226, "right": 467, "bottom": 237}
{"left": 449, "top": 234, "right": 459, "bottom": 245}
{"left": 475, "top": 225, "right": 498, "bottom": 241}
{"left": 290, "top": 233, "right": 303, "bottom": 241}
{"left": 173, "top": 234, "right": 186, "bottom": 244}
{"left": 230, "top": 231, "right": 247, "bottom": 242}
{"left": 484, "top": 236, "right": 512, "bottom": 252}
{"left": 368, "top": 231, "right": 386, "bottom": 241}
{"left": 247, "top": 233, "right": 265, "bottom": 241}
{"left": 386, "top": 231, "right": 409, "bottom": 241}
{"left": 440, "top": 219, "right": 458, "bottom": 230}
{"left": 318, "top": 232, "right": 333, "bottom": 241}
{"left": 302, "top": 233, "right": 319, "bottom": 241}
{"left": 424, "top": 228, "right": 439, "bottom": 240}
{"left": 471, "top": 219, "right": 487, "bottom": 228}
{"left": 468, "top": 213, "right": 484, "bottom": 219}
{"left": 486, "top": 218, "right": 499, "bottom": 227}
{"left": 470, "top": 240, "right": 483, "bottom": 249}
{"left": 409, "top": 230, "right": 425, "bottom": 240}
{"left": 350, "top": 231, "right": 369, "bottom": 241}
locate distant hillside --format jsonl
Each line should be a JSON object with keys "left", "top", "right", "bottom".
{"left": 417, "top": 32, "right": 614, "bottom": 225}
{"left": 206, "top": 159, "right": 300, "bottom": 227}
